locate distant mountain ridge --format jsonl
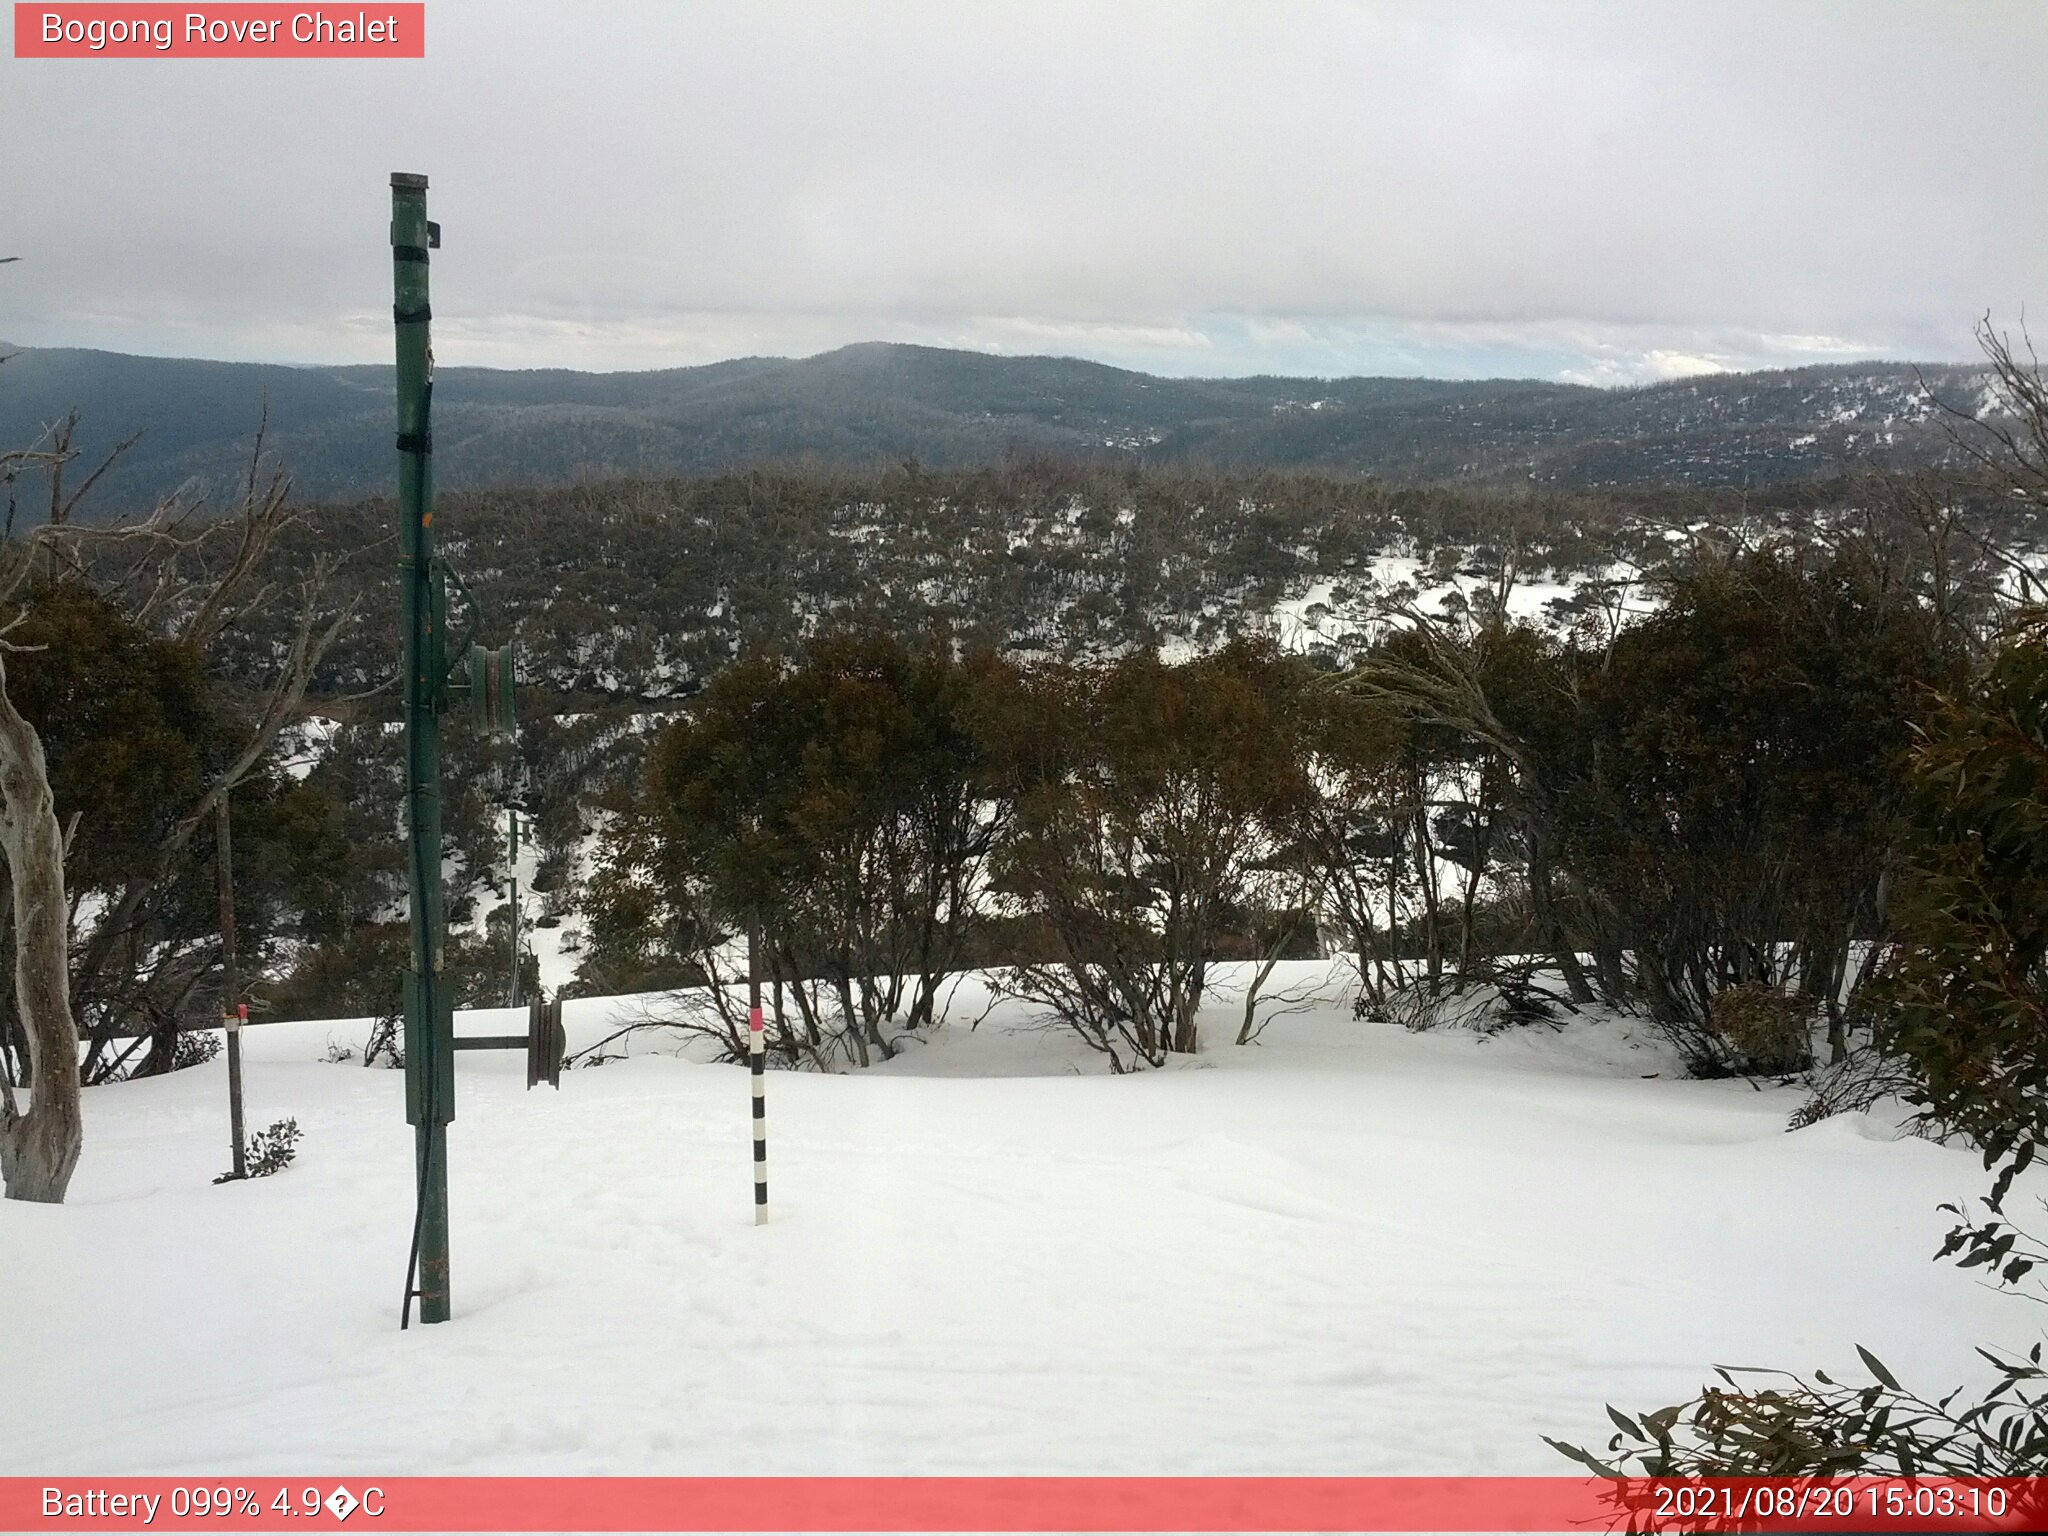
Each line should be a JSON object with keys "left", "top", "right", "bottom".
{"left": 0, "top": 339, "right": 1995, "bottom": 512}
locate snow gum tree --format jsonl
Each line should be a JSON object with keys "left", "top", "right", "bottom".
{"left": 608, "top": 628, "right": 1016, "bottom": 1068}
{"left": 0, "top": 620, "right": 81, "bottom": 1203}
{"left": 1337, "top": 614, "right": 1595, "bottom": 1017}
{"left": 1557, "top": 547, "right": 1954, "bottom": 1065}
{"left": 991, "top": 640, "right": 1314, "bottom": 1069}
{"left": 0, "top": 426, "right": 89, "bottom": 1201}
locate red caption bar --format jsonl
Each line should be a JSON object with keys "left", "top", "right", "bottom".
{"left": 13, "top": 4, "right": 424, "bottom": 57}
{"left": 3, "top": 1477, "right": 2046, "bottom": 1532}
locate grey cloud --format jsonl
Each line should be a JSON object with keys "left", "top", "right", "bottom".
{"left": 2, "top": 0, "right": 2041, "bottom": 381}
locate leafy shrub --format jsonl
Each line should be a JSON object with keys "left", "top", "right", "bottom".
{"left": 1384, "top": 981, "right": 1480, "bottom": 1033}
{"left": 171, "top": 1031, "right": 222, "bottom": 1070}
{"left": 1881, "top": 636, "right": 2048, "bottom": 1271}
{"left": 1707, "top": 982, "right": 1814, "bottom": 1076}
{"left": 1548, "top": 1346, "right": 2048, "bottom": 1488}
{"left": 1788, "top": 1042, "right": 1926, "bottom": 1130}
{"left": 215, "top": 1117, "right": 301, "bottom": 1183}
{"left": 1489, "top": 971, "right": 1565, "bottom": 1031}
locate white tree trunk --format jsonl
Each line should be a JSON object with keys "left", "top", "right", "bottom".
{"left": 0, "top": 664, "right": 81, "bottom": 1203}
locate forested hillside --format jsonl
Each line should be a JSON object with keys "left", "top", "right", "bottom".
{"left": 0, "top": 340, "right": 1999, "bottom": 511}
{"left": 218, "top": 460, "right": 2027, "bottom": 703}
{"left": 15, "top": 348, "right": 2047, "bottom": 1061}
{"left": 116, "top": 453, "right": 2013, "bottom": 1011}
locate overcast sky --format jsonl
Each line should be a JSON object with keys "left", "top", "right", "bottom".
{"left": 3, "top": 0, "right": 2044, "bottom": 382}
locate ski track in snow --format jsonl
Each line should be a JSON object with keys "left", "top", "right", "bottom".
{"left": 3, "top": 965, "right": 2035, "bottom": 1476}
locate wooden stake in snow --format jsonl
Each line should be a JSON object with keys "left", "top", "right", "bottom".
{"left": 749, "top": 1004, "right": 768, "bottom": 1224}
{"left": 224, "top": 1005, "right": 248, "bottom": 1180}
{"left": 217, "top": 798, "right": 247, "bottom": 1182}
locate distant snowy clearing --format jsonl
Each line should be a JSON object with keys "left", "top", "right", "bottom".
{"left": 3, "top": 966, "right": 2035, "bottom": 1476}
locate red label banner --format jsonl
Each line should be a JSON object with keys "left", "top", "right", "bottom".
{"left": 3, "top": 1477, "right": 2046, "bottom": 1532}
{"left": 13, "top": 4, "right": 424, "bottom": 58}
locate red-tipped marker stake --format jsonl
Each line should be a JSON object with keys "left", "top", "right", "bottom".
{"left": 749, "top": 1006, "right": 768, "bottom": 1224}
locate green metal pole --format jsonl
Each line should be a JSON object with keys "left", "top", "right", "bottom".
{"left": 507, "top": 807, "right": 521, "bottom": 1009}
{"left": 392, "top": 171, "right": 452, "bottom": 1326}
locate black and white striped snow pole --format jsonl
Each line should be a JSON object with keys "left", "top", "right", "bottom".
{"left": 749, "top": 1004, "right": 768, "bottom": 1224}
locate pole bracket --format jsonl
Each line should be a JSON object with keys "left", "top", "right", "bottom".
{"left": 527, "top": 997, "right": 565, "bottom": 1090}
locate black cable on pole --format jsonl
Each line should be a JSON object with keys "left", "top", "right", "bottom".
{"left": 400, "top": 1121, "right": 436, "bottom": 1330}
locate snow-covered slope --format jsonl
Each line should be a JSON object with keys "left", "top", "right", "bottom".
{"left": 2, "top": 968, "right": 2032, "bottom": 1476}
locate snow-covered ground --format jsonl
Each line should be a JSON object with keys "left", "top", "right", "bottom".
{"left": 3, "top": 966, "right": 2035, "bottom": 1476}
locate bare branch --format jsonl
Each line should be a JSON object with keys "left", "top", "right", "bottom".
{"left": 52, "top": 429, "right": 144, "bottom": 528}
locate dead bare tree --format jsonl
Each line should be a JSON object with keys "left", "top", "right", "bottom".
{"left": 1925, "top": 317, "right": 2048, "bottom": 513}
